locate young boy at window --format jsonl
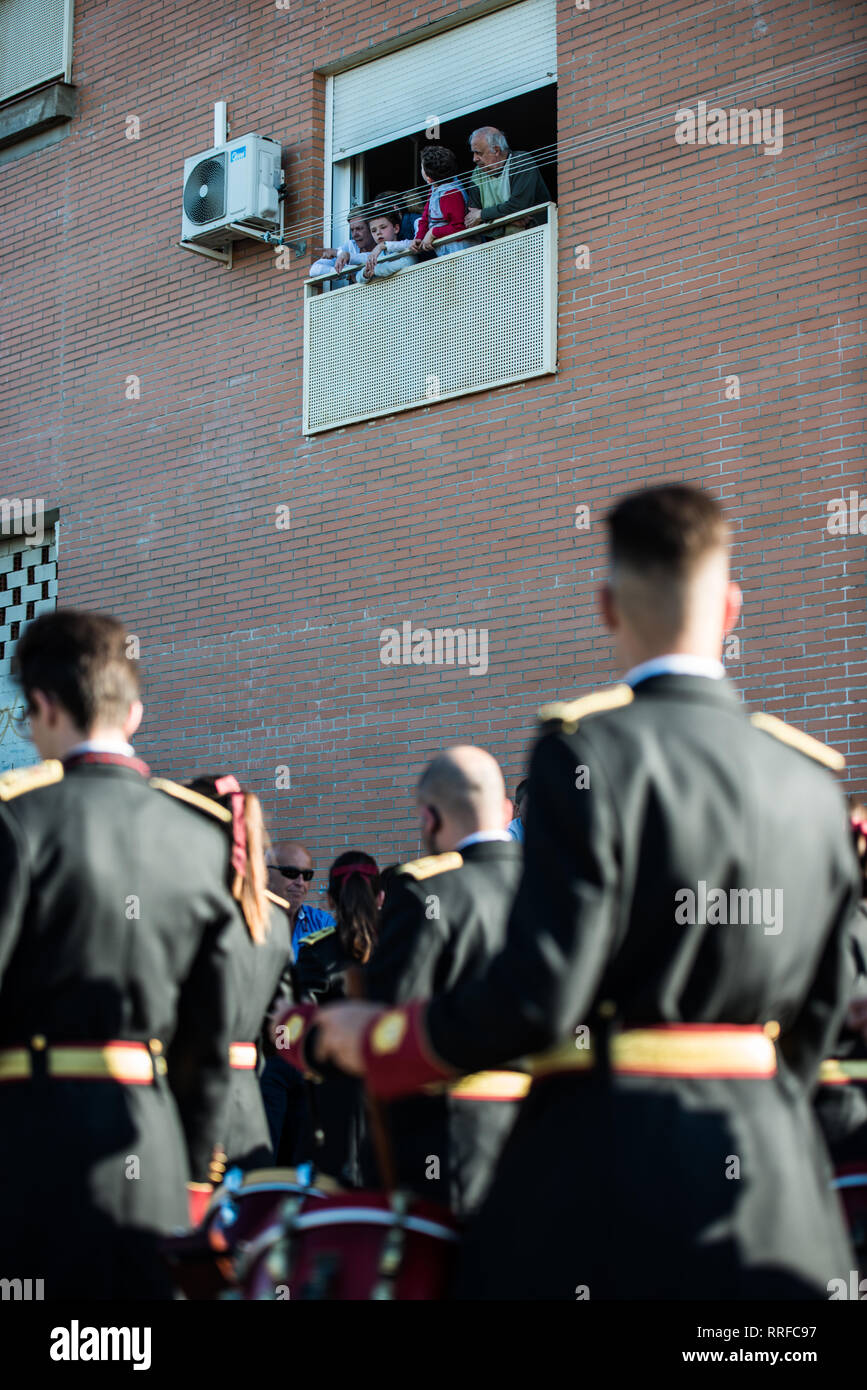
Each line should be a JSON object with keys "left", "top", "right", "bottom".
{"left": 352, "top": 207, "right": 419, "bottom": 282}
{"left": 410, "top": 144, "right": 472, "bottom": 256}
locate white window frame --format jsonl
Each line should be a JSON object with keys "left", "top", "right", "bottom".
{"left": 324, "top": 83, "right": 367, "bottom": 247}
{"left": 0, "top": 0, "right": 74, "bottom": 105}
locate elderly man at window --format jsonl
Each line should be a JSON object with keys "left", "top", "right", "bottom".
{"left": 465, "top": 127, "right": 551, "bottom": 236}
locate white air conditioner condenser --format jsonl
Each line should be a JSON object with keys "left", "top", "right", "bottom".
{"left": 181, "top": 133, "right": 282, "bottom": 247}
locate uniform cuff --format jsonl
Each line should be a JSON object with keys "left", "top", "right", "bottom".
{"left": 362, "top": 1000, "right": 455, "bottom": 1099}
{"left": 273, "top": 1002, "right": 320, "bottom": 1075}
{"left": 187, "top": 1183, "right": 213, "bottom": 1227}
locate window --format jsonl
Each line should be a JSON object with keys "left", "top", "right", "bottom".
{"left": 0, "top": 0, "right": 73, "bottom": 104}
{"left": 0, "top": 510, "right": 59, "bottom": 773}
{"left": 325, "top": 0, "right": 556, "bottom": 244}
{"left": 305, "top": 0, "right": 559, "bottom": 433}
{"left": 358, "top": 87, "right": 557, "bottom": 225}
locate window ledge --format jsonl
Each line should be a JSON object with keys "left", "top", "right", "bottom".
{"left": 0, "top": 81, "right": 77, "bottom": 154}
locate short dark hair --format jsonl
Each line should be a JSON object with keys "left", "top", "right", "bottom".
{"left": 366, "top": 204, "right": 402, "bottom": 231}
{"left": 13, "top": 609, "right": 140, "bottom": 731}
{"left": 514, "top": 778, "right": 529, "bottom": 804}
{"left": 605, "top": 485, "right": 729, "bottom": 578}
{"left": 421, "top": 145, "right": 459, "bottom": 181}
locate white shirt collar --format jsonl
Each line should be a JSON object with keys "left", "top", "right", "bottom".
{"left": 66, "top": 737, "right": 136, "bottom": 757}
{"left": 624, "top": 654, "right": 726, "bottom": 688}
{"left": 456, "top": 830, "right": 513, "bottom": 850}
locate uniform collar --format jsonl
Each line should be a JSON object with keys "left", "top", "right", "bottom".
{"left": 63, "top": 742, "right": 151, "bottom": 777}
{"left": 624, "top": 654, "right": 725, "bottom": 688}
{"left": 456, "top": 830, "right": 513, "bottom": 850}
{"left": 65, "top": 737, "right": 136, "bottom": 757}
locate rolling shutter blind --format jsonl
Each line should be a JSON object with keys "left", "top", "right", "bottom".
{"left": 331, "top": 0, "right": 557, "bottom": 160}
{"left": 0, "top": 0, "right": 69, "bottom": 103}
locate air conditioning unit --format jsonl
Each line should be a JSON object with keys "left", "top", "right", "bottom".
{"left": 181, "top": 133, "right": 282, "bottom": 248}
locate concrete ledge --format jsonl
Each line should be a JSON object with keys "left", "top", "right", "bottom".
{"left": 0, "top": 81, "right": 77, "bottom": 153}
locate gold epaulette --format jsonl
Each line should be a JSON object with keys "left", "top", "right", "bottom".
{"left": 750, "top": 712, "right": 845, "bottom": 772}
{"left": 299, "top": 925, "right": 336, "bottom": 948}
{"left": 149, "top": 777, "right": 233, "bottom": 821}
{"left": 0, "top": 760, "right": 64, "bottom": 801}
{"left": 396, "top": 851, "right": 463, "bottom": 881}
{"left": 538, "top": 683, "right": 634, "bottom": 734}
{"left": 265, "top": 888, "right": 291, "bottom": 910}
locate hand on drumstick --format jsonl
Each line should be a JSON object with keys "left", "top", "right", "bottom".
{"left": 314, "top": 1001, "right": 383, "bottom": 1074}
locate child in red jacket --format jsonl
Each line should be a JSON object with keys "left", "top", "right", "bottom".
{"left": 411, "top": 145, "right": 472, "bottom": 256}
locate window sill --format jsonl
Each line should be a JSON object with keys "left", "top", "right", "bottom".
{"left": 0, "top": 81, "right": 77, "bottom": 158}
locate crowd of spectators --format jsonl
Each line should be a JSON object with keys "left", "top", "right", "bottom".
{"left": 309, "top": 125, "right": 552, "bottom": 288}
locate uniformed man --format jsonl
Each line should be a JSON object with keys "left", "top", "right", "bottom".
{"left": 359, "top": 747, "right": 524, "bottom": 1214}
{"left": 185, "top": 775, "right": 295, "bottom": 1172}
{"left": 283, "top": 483, "right": 860, "bottom": 1299}
{"left": 0, "top": 610, "right": 241, "bottom": 1298}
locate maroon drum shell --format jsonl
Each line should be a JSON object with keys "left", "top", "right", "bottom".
{"left": 163, "top": 1168, "right": 338, "bottom": 1300}
{"left": 241, "top": 1189, "right": 461, "bottom": 1300}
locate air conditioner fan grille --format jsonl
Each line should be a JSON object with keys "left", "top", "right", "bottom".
{"left": 183, "top": 155, "right": 227, "bottom": 225}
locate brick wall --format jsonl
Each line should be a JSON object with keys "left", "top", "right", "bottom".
{"left": 1, "top": 0, "right": 864, "bottom": 883}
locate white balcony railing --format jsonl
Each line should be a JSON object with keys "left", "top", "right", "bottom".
{"left": 302, "top": 203, "right": 558, "bottom": 434}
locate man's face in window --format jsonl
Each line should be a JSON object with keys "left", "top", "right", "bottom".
{"left": 471, "top": 134, "right": 505, "bottom": 174}
{"left": 369, "top": 216, "right": 399, "bottom": 246}
{"left": 349, "top": 217, "right": 374, "bottom": 252}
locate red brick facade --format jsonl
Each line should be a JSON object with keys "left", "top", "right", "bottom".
{"left": 2, "top": 0, "right": 864, "bottom": 876}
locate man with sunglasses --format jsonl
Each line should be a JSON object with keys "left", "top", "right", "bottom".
{"left": 266, "top": 841, "right": 335, "bottom": 956}
{"left": 260, "top": 841, "right": 335, "bottom": 1160}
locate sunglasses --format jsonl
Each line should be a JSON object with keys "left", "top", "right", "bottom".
{"left": 273, "top": 866, "right": 314, "bottom": 882}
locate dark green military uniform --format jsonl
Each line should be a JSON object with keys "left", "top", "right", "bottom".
{"left": 363, "top": 839, "right": 524, "bottom": 1217}
{"left": 361, "top": 675, "right": 860, "bottom": 1298}
{"left": 0, "top": 751, "right": 241, "bottom": 1298}
{"left": 222, "top": 890, "right": 294, "bottom": 1171}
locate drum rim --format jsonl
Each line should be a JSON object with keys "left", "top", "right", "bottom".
{"left": 289, "top": 1207, "right": 460, "bottom": 1241}
{"left": 240, "top": 1166, "right": 344, "bottom": 1195}
{"left": 234, "top": 1181, "right": 332, "bottom": 1201}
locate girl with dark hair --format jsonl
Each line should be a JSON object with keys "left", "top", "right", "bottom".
{"left": 185, "top": 775, "right": 294, "bottom": 1174}
{"left": 289, "top": 852, "right": 382, "bottom": 1184}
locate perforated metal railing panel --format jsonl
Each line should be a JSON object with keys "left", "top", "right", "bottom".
{"left": 0, "top": 0, "right": 67, "bottom": 103}
{"left": 303, "top": 222, "right": 555, "bottom": 434}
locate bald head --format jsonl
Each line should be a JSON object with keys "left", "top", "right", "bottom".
{"left": 416, "top": 745, "right": 509, "bottom": 847}
{"left": 270, "top": 840, "right": 311, "bottom": 867}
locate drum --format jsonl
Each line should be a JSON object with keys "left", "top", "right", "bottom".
{"left": 239, "top": 1189, "right": 461, "bottom": 1300}
{"left": 162, "top": 1166, "right": 341, "bottom": 1300}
